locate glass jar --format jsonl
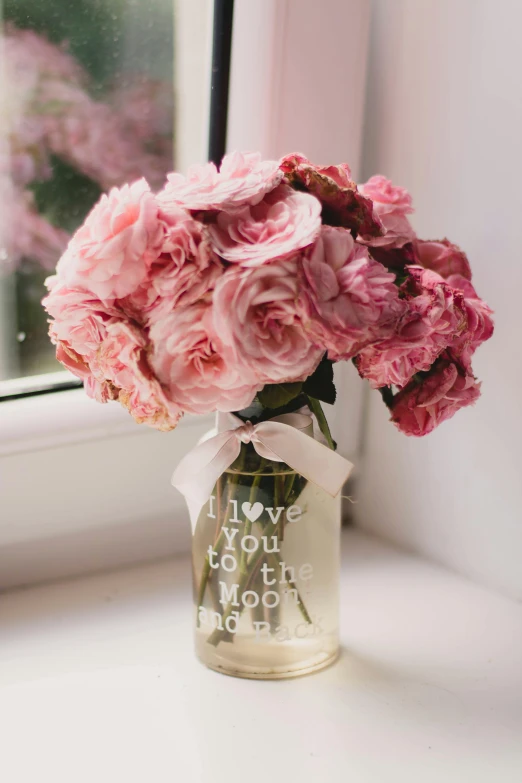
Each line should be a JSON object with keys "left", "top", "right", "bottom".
{"left": 192, "top": 443, "right": 341, "bottom": 679}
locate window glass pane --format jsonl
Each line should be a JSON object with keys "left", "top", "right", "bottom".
{"left": 0, "top": 0, "right": 211, "bottom": 390}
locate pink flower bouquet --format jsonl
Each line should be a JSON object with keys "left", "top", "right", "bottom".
{"left": 43, "top": 151, "right": 494, "bottom": 676}
{"left": 44, "top": 150, "right": 493, "bottom": 438}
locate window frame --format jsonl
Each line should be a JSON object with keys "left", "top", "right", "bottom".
{"left": 0, "top": 0, "right": 370, "bottom": 589}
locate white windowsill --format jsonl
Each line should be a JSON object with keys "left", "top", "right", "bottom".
{"left": 0, "top": 388, "right": 214, "bottom": 589}
{"left": 1, "top": 528, "right": 520, "bottom": 782}
{"left": 0, "top": 386, "right": 143, "bottom": 456}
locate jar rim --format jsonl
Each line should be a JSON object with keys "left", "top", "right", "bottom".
{"left": 225, "top": 467, "right": 297, "bottom": 477}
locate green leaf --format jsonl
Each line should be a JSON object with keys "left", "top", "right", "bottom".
{"left": 303, "top": 357, "right": 336, "bottom": 405}
{"left": 257, "top": 382, "right": 303, "bottom": 409}
{"left": 256, "top": 393, "right": 308, "bottom": 422}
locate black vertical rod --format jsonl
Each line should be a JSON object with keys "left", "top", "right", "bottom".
{"left": 208, "top": 0, "right": 235, "bottom": 166}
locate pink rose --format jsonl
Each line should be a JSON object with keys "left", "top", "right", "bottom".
{"left": 158, "top": 151, "right": 282, "bottom": 212}
{"left": 208, "top": 184, "right": 321, "bottom": 266}
{"left": 390, "top": 357, "right": 481, "bottom": 436}
{"left": 149, "top": 303, "right": 260, "bottom": 415}
{"left": 92, "top": 321, "right": 181, "bottom": 431}
{"left": 415, "top": 238, "right": 472, "bottom": 281}
{"left": 280, "top": 152, "right": 382, "bottom": 238}
{"left": 355, "top": 266, "right": 467, "bottom": 388}
{"left": 159, "top": 203, "right": 205, "bottom": 261}
{"left": 212, "top": 259, "right": 323, "bottom": 384}
{"left": 299, "top": 226, "right": 404, "bottom": 360}
{"left": 121, "top": 205, "right": 223, "bottom": 322}
{"left": 358, "top": 175, "right": 415, "bottom": 249}
{"left": 57, "top": 178, "right": 164, "bottom": 301}
{"left": 145, "top": 248, "right": 222, "bottom": 324}
{"left": 43, "top": 280, "right": 120, "bottom": 361}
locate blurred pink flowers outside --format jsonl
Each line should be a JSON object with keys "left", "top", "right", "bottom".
{"left": 2, "top": 24, "right": 172, "bottom": 273}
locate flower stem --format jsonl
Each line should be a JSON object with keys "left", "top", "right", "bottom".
{"left": 207, "top": 472, "right": 312, "bottom": 646}
{"left": 196, "top": 524, "right": 227, "bottom": 627}
{"left": 214, "top": 474, "right": 222, "bottom": 541}
{"left": 195, "top": 457, "right": 244, "bottom": 627}
{"left": 239, "top": 471, "right": 263, "bottom": 574}
{"left": 275, "top": 473, "right": 286, "bottom": 542}
{"left": 207, "top": 540, "right": 269, "bottom": 646}
{"left": 266, "top": 474, "right": 284, "bottom": 630}
{"left": 266, "top": 552, "right": 312, "bottom": 625}
{"left": 307, "top": 396, "right": 335, "bottom": 450}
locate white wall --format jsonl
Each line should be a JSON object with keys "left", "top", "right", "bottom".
{"left": 356, "top": 0, "right": 522, "bottom": 599}
{"left": 228, "top": 0, "right": 370, "bottom": 179}
{"left": 228, "top": 0, "right": 371, "bottom": 465}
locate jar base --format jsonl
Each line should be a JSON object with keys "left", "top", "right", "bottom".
{"left": 196, "top": 646, "right": 340, "bottom": 680}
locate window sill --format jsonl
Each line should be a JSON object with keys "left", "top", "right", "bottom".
{"left": 0, "top": 389, "right": 213, "bottom": 588}
{"left": 0, "top": 386, "right": 141, "bottom": 456}
{"left": 1, "top": 528, "right": 520, "bottom": 782}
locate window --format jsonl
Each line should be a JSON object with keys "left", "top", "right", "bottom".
{"left": 0, "top": 0, "right": 212, "bottom": 396}
{"left": 0, "top": 0, "right": 365, "bottom": 589}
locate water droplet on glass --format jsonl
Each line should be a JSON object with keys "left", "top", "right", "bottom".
{"left": 17, "top": 332, "right": 26, "bottom": 343}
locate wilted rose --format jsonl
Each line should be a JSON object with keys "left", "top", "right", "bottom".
{"left": 445, "top": 275, "right": 494, "bottom": 370}
{"left": 280, "top": 152, "right": 382, "bottom": 238}
{"left": 92, "top": 321, "right": 181, "bottom": 431}
{"left": 390, "top": 356, "right": 481, "bottom": 436}
{"left": 415, "top": 238, "right": 472, "bottom": 280}
{"left": 43, "top": 279, "right": 120, "bottom": 362}
{"left": 355, "top": 266, "right": 468, "bottom": 388}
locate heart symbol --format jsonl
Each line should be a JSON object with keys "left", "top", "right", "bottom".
{"left": 241, "top": 501, "right": 264, "bottom": 523}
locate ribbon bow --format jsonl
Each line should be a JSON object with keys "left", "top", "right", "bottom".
{"left": 172, "top": 412, "right": 354, "bottom": 530}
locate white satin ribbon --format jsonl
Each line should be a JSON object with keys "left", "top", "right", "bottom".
{"left": 171, "top": 412, "right": 354, "bottom": 531}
